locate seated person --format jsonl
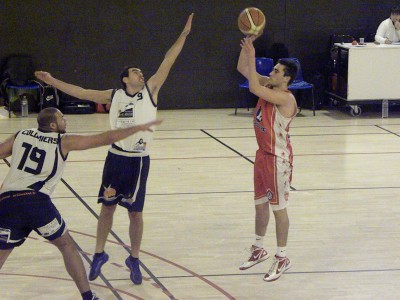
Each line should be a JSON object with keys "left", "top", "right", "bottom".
{"left": 375, "top": 6, "right": 400, "bottom": 44}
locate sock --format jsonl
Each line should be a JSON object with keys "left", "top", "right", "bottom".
{"left": 93, "top": 251, "right": 104, "bottom": 257}
{"left": 276, "top": 247, "right": 286, "bottom": 258}
{"left": 129, "top": 256, "right": 139, "bottom": 262}
{"left": 81, "top": 291, "right": 94, "bottom": 300}
{"left": 254, "top": 234, "right": 264, "bottom": 248}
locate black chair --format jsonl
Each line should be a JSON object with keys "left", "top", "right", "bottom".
{"left": 287, "top": 58, "right": 316, "bottom": 116}
{"left": 236, "top": 57, "right": 274, "bottom": 115}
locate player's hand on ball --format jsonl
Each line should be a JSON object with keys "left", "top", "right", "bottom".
{"left": 248, "top": 29, "right": 264, "bottom": 41}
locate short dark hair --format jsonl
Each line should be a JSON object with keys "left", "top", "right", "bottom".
{"left": 278, "top": 58, "right": 299, "bottom": 85}
{"left": 119, "top": 65, "right": 139, "bottom": 89}
{"left": 391, "top": 6, "right": 400, "bottom": 15}
{"left": 37, "top": 107, "right": 58, "bottom": 131}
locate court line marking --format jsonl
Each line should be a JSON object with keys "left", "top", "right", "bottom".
{"left": 152, "top": 266, "right": 400, "bottom": 278}
{"left": 0, "top": 272, "right": 144, "bottom": 299}
{"left": 200, "top": 129, "right": 296, "bottom": 191}
{"left": 0, "top": 158, "right": 124, "bottom": 299}
{"left": 72, "top": 236, "right": 124, "bottom": 300}
{"left": 375, "top": 125, "right": 400, "bottom": 137}
{"left": 211, "top": 268, "right": 400, "bottom": 276}
{"left": 61, "top": 178, "right": 178, "bottom": 300}
{"left": 1, "top": 158, "right": 147, "bottom": 299}
{"left": 200, "top": 129, "right": 254, "bottom": 164}
{"left": 2, "top": 121, "right": 400, "bottom": 135}
{"left": 69, "top": 230, "right": 237, "bottom": 300}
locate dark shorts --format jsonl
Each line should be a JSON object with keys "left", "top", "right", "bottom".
{"left": 0, "top": 191, "right": 66, "bottom": 250}
{"left": 98, "top": 152, "right": 150, "bottom": 212}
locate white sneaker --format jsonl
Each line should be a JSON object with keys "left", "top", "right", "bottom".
{"left": 263, "top": 255, "right": 291, "bottom": 282}
{"left": 239, "top": 245, "right": 269, "bottom": 270}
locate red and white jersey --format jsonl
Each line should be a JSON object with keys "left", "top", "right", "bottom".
{"left": 253, "top": 97, "right": 296, "bottom": 163}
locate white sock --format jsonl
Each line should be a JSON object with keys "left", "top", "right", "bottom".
{"left": 254, "top": 234, "right": 264, "bottom": 248}
{"left": 276, "top": 247, "right": 286, "bottom": 258}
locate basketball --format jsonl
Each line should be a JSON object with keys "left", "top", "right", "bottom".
{"left": 238, "top": 7, "right": 266, "bottom": 36}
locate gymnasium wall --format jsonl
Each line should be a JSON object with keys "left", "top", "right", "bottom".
{"left": 0, "top": 1, "right": 395, "bottom": 109}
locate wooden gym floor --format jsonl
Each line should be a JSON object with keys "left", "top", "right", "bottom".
{"left": 0, "top": 106, "right": 400, "bottom": 299}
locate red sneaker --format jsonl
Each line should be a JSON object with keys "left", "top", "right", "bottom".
{"left": 263, "top": 255, "right": 291, "bottom": 282}
{"left": 239, "top": 245, "right": 269, "bottom": 270}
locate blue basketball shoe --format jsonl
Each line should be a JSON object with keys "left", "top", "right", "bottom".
{"left": 125, "top": 255, "right": 142, "bottom": 285}
{"left": 89, "top": 252, "right": 109, "bottom": 281}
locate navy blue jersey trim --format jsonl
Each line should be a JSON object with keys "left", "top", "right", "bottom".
{"left": 28, "top": 147, "right": 59, "bottom": 191}
{"left": 111, "top": 89, "right": 117, "bottom": 102}
{"left": 145, "top": 83, "right": 157, "bottom": 108}
{"left": 58, "top": 134, "right": 68, "bottom": 161}
{"left": 111, "top": 143, "right": 142, "bottom": 153}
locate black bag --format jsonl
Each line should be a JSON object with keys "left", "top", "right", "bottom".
{"left": 58, "top": 91, "right": 96, "bottom": 114}
{"left": 40, "top": 85, "right": 59, "bottom": 110}
{"left": 59, "top": 100, "right": 96, "bottom": 114}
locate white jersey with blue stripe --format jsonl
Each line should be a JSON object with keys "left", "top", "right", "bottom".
{"left": 0, "top": 129, "right": 67, "bottom": 195}
{"left": 108, "top": 84, "right": 157, "bottom": 157}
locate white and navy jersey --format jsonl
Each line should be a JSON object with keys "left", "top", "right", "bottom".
{"left": 108, "top": 84, "right": 157, "bottom": 157}
{"left": 0, "top": 129, "right": 67, "bottom": 195}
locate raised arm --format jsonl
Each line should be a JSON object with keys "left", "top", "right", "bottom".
{"left": 241, "top": 38, "right": 292, "bottom": 106}
{"left": 146, "top": 13, "right": 193, "bottom": 102}
{"left": 237, "top": 33, "right": 269, "bottom": 86}
{"left": 237, "top": 33, "right": 260, "bottom": 77}
{"left": 61, "top": 120, "right": 162, "bottom": 155}
{"left": 0, "top": 134, "right": 16, "bottom": 159}
{"left": 35, "top": 71, "right": 113, "bottom": 104}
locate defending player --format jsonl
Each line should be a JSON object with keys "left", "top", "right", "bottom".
{"left": 0, "top": 108, "right": 160, "bottom": 299}
{"left": 35, "top": 13, "right": 193, "bottom": 284}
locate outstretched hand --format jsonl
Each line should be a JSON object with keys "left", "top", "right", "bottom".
{"left": 181, "top": 13, "right": 194, "bottom": 37}
{"left": 137, "top": 119, "right": 163, "bottom": 132}
{"left": 34, "top": 71, "right": 53, "bottom": 85}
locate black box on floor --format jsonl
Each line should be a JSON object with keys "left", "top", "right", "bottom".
{"left": 58, "top": 91, "right": 96, "bottom": 114}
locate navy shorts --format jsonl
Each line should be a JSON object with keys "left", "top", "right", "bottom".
{"left": 98, "top": 152, "right": 150, "bottom": 212}
{"left": 0, "top": 191, "right": 66, "bottom": 250}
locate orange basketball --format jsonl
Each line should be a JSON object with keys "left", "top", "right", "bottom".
{"left": 238, "top": 7, "right": 266, "bottom": 35}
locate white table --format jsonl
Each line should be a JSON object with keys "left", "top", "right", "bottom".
{"left": 330, "top": 42, "right": 400, "bottom": 116}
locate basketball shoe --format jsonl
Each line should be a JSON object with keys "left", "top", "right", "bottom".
{"left": 89, "top": 252, "right": 109, "bottom": 281}
{"left": 239, "top": 245, "right": 269, "bottom": 270}
{"left": 263, "top": 255, "right": 291, "bottom": 282}
{"left": 125, "top": 256, "right": 142, "bottom": 285}
{"left": 81, "top": 291, "right": 99, "bottom": 300}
